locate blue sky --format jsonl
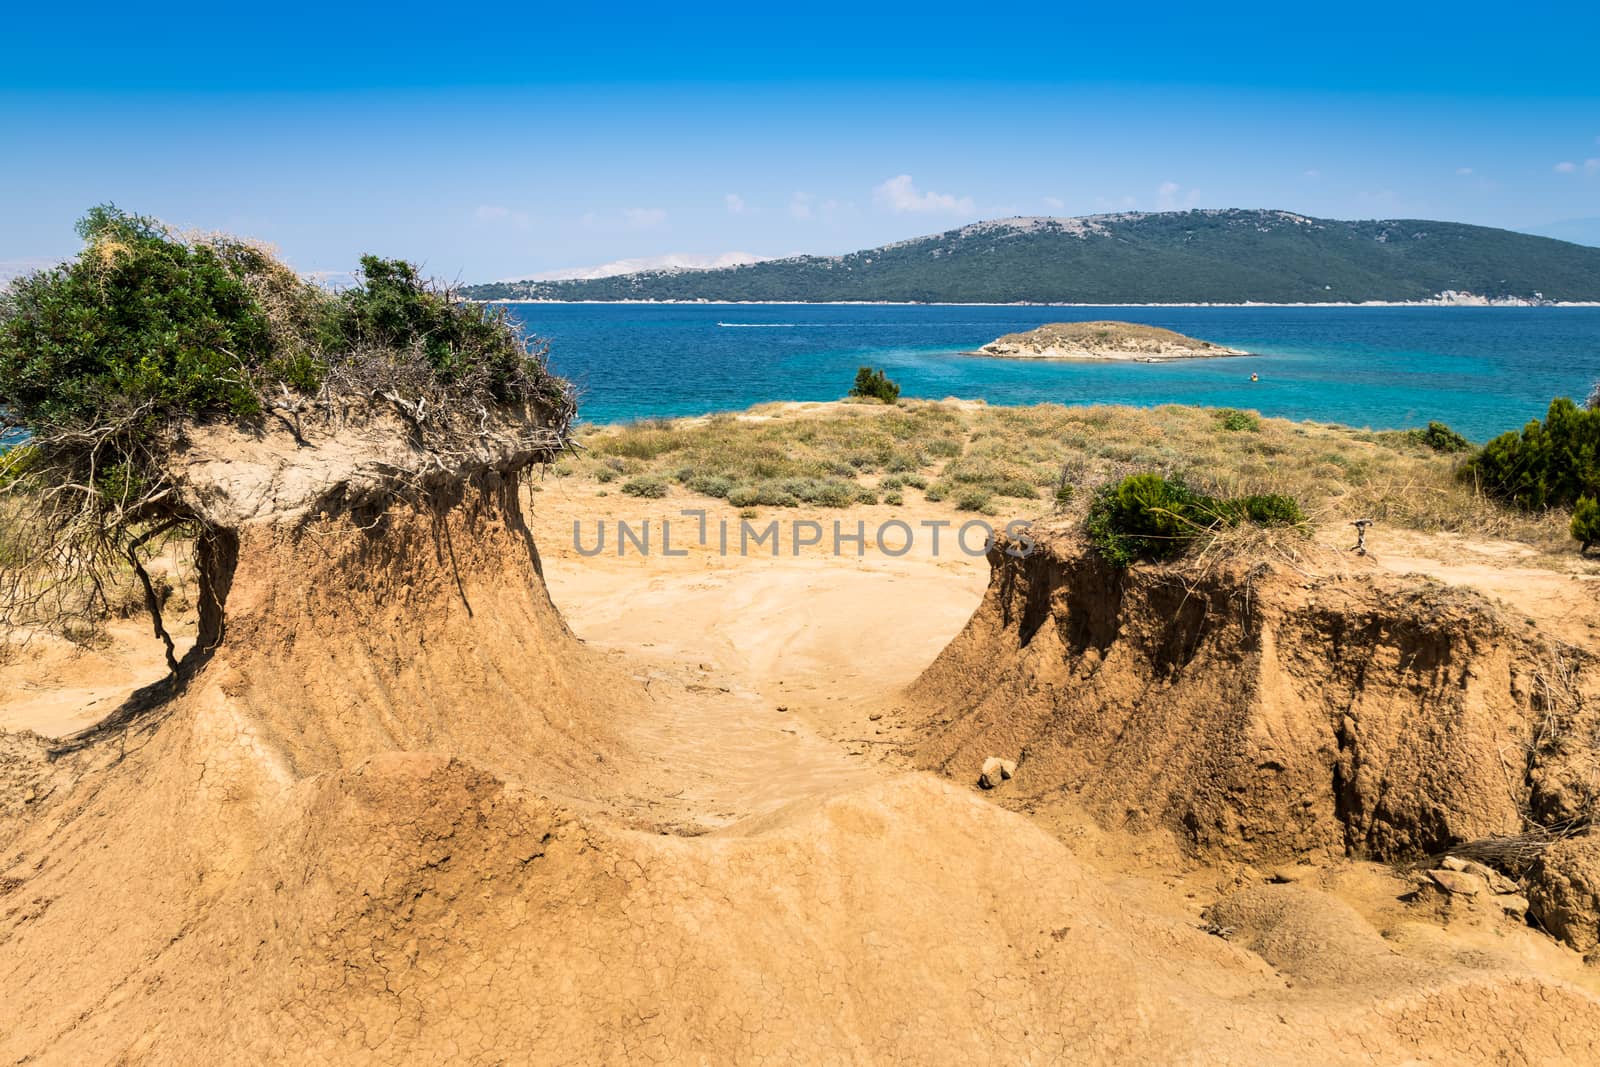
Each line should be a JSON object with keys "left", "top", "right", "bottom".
{"left": 3, "top": 2, "right": 1598, "bottom": 282}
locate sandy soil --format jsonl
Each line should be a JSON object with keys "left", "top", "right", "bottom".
{"left": 7, "top": 474, "right": 1600, "bottom": 1060}
{"left": 0, "top": 618, "right": 195, "bottom": 738}
{"left": 1363, "top": 527, "right": 1600, "bottom": 646}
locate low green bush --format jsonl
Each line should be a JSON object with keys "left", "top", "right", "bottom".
{"left": 1234, "top": 493, "right": 1306, "bottom": 526}
{"left": 955, "top": 488, "right": 992, "bottom": 512}
{"left": 1464, "top": 398, "right": 1600, "bottom": 510}
{"left": 849, "top": 366, "right": 901, "bottom": 404}
{"left": 728, "top": 485, "right": 761, "bottom": 508}
{"left": 774, "top": 477, "right": 856, "bottom": 507}
{"left": 620, "top": 475, "right": 668, "bottom": 499}
{"left": 686, "top": 473, "right": 735, "bottom": 499}
{"left": 1216, "top": 408, "right": 1261, "bottom": 432}
{"left": 1085, "top": 473, "right": 1306, "bottom": 566}
{"left": 756, "top": 485, "right": 800, "bottom": 507}
{"left": 1407, "top": 420, "right": 1471, "bottom": 454}
{"left": 1573, "top": 495, "right": 1600, "bottom": 553}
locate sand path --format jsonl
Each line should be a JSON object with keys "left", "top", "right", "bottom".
{"left": 527, "top": 480, "right": 991, "bottom": 826}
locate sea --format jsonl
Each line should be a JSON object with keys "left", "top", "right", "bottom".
{"left": 500, "top": 303, "right": 1600, "bottom": 442}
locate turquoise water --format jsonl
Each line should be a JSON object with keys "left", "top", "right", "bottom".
{"left": 502, "top": 303, "right": 1600, "bottom": 441}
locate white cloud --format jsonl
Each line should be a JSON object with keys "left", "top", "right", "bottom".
{"left": 1156, "top": 181, "right": 1202, "bottom": 210}
{"left": 475, "top": 204, "right": 530, "bottom": 229}
{"left": 1303, "top": 168, "right": 1321, "bottom": 179}
{"left": 724, "top": 193, "right": 747, "bottom": 215}
{"left": 1043, "top": 196, "right": 1066, "bottom": 212}
{"left": 871, "top": 174, "right": 975, "bottom": 215}
{"left": 1456, "top": 166, "right": 1474, "bottom": 176}
{"left": 1554, "top": 160, "right": 1600, "bottom": 176}
{"left": 622, "top": 207, "right": 667, "bottom": 229}
{"left": 789, "top": 191, "right": 814, "bottom": 220}
{"left": 527, "top": 251, "right": 763, "bottom": 282}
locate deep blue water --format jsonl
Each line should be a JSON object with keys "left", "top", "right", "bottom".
{"left": 501, "top": 304, "right": 1600, "bottom": 441}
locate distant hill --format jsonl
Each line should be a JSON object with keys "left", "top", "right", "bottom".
{"left": 463, "top": 209, "right": 1600, "bottom": 304}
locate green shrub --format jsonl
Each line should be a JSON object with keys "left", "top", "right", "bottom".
{"left": 1216, "top": 408, "right": 1261, "bottom": 432}
{"left": 0, "top": 206, "right": 276, "bottom": 426}
{"left": 620, "top": 475, "right": 668, "bottom": 499}
{"left": 926, "top": 437, "right": 962, "bottom": 458}
{"left": 0, "top": 206, "right": 576, "bottom": 643}
{"left": 1085, "top": 474, "right": 1210, "bottom": 565}
{"left": 802, "top": 479, "right": 857, "bottom": 507}
{"left": 1464, "top": 398, "right": 1600, "bottom": 510}
{"left": 686, "top": 474, "right": 735, "bottom": 499}
{"left": 328, "top": 255, "right": 544, "bottom": 399}
{"left": 955, "top": 489, "right": 992, "bottom": 512}
{"left": 756, "top": 485, "right": 800, "bottom": 507}
{"left": 1406, "top": 420, "right": 1471, "bottom": 454}
{"left": 727, "top": 485, "right": 761, "bottom": 508}
{"left": 1235, "top": 493, "right": 1306, "bottom": 526}
{"left": 1084, "top": 474, "right": 1305, "bottom": 566}
{"left": 900, "top": 472, "right": 929, "bottom": 490}
{"left": 924, "top": 486, "right": 945, "bottom": 502}
{"left": 1573, "top": 496, "right": 1600, "bottom": 553}
{"left": 885, "top": 491, "right": 904, "bottom": 506}
{"left": 849, "top": 366, "right": 900, "bottom": 404}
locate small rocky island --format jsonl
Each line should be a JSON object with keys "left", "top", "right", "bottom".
{"left": 975, "top": 320, "right": 1247, "bottom": 361}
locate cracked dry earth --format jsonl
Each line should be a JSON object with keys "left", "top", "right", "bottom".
{"left": 2, "top": 477, "right": 1600, "bottom": 1063}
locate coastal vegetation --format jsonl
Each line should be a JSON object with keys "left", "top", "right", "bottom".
{"left": 1574, "top": 496, "right": 1600, "bottom": 553}
{"left": 1083, "top": 473, "right": 1305, "bottom": 566}
{"left": 562, "top": 400, "right": 1577, "bottom": 551}
{"left": 849, "top": 366, "right": 901, "bottom": 404}
{"left": 465, "top": 209, "right": 1600, "bottom": 304}
{"left": 0, "top": 205, "right": 573, "bottom": 641}
{"left": 1409, "top": 420, "right": 1472, "bottom": 453}
{"left": 1465, "top": 397, "right": 1600, "bottom": 512}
